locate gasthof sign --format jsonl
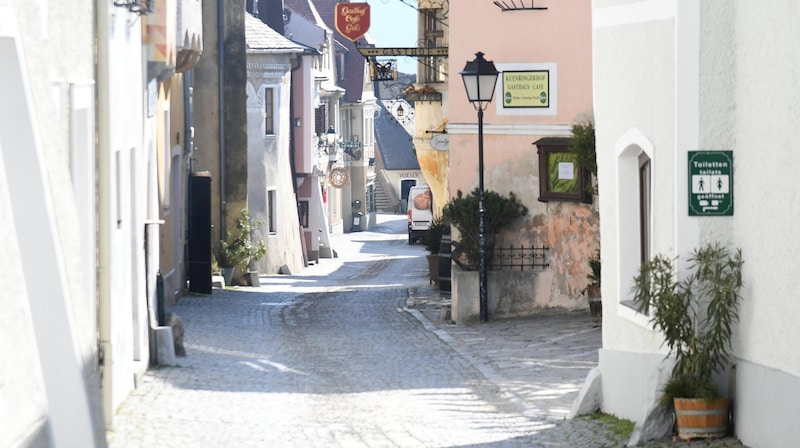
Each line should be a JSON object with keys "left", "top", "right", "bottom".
{"left": 688, "top": 151, "right": 733, "bottom": 216}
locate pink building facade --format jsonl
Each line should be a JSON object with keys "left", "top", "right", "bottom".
{"left": 445, "top": 0, "right": 598, "bottom": 322}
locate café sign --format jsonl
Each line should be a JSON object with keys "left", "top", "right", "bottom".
{"left": 335, "top": 2, "right": 370, "bottom": 42}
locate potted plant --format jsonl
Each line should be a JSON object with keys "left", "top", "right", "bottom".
{"left": 569, "top": 118, "right": 597, "bottom": 196}
{"left": 584, "top": 250, "right": 601, "bottom": 326}
{"left": 442, "top": 188, "right": 528, "bottom": 268}
{"left": 420, "top": 215, "right": 446, "bottom": 284}
{"left": 213, "top": 209, "right": 267, "bottom": 286}
{"left": 632, "top": 242, "right": 744, "bottom": 441}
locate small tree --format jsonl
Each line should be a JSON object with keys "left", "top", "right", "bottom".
{"left": 442, "top": 188, "right": 528, "bottom": 268}
{"left": 633, "top": 242, "right": 744, "bottom": 403}
{"left": 569, "top": 119, "right": 597, "bottom": 196}
{"left": 569, "top": 119, "right": 596, "bottom": 176}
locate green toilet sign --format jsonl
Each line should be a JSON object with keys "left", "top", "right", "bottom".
{"left": 688, "top": 151, "right": 733, "bottom": 216}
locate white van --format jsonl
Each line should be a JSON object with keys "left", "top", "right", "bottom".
{"left": 407, "top": 185, "right": 433, "bottom": 244}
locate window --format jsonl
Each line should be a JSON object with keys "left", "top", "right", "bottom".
{"left": 264, "top": 87, "right": 275, "bottom": 135}
{"left": 421, "top": 8, "right": 446, "bottom": 83}
{"left": 366, "top": 184, "right": 376, "bottom": 212}
{"left": 298, "top": 201, "right": 309, "bottom": 228}
{"left": 315, "top": 105, "right": 329, "bottom": 135}
{"left": 535, "top": 138, "right": 591, "bottom": 203}
{"left": 267, "top": 189, "right": 277, "bottom": 233}
{"left": 639, "top": 153, "right": 652, "bottom": 264}
{"left": 614, "top": 129, "right": 654, "bottom": 316}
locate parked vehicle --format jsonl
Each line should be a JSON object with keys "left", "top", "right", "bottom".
{"left": 407, "top": 185, "right": 433, "bottom": 244}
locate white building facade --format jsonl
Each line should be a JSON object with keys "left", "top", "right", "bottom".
{"left": 593, "top": 1, "right": 800, "bottom": 446}
{"left": 0, "top": 1, "right": 105, "bottom": 446}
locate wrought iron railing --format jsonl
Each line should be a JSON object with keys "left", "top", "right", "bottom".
{"left": 451, "top": 242, "right": 550, "bottom": 271}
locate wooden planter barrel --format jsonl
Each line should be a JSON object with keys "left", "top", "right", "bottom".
{"left": 673, "top": 397, "right": 729, "bottom": 441}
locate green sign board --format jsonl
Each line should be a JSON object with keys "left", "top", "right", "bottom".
{"left": 688, "top": 151, "right": 733, "bottom": 216}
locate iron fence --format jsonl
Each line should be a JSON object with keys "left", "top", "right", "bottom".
{"left": 451, "top": 242, "right": 550, "bottom": 271}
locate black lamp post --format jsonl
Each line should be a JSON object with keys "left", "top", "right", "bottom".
{"left": 460, "top": 51, "right": 499, "bottom": 322}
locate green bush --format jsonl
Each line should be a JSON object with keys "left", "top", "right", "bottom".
{"left": 442, "top": 188, "right": 528, "bottom": 267}
{"left": 420, "top": 215, "right": 446, "bottom": 254}
{"left": 633, "top": 242, "right": 744, "bottom": 403}
{"left": 213, "top": 209, "right": 267, "bottom": 269}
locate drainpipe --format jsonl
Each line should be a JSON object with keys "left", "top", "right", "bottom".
{"left": 289, "top": 55, "right": 301, "bottom": 197}
{"left": 95, "top": 0, "right": 114, "bottom": 429}
{"left": 184, "top": 70, "right": 193, "bottom": 163}
{"left": 217, "top": 0, "right": 226, "bottom": 237}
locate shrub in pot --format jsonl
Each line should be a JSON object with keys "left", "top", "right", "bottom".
{"left": 584, "top": 250, "right": 601, "bottom": 325}
{"left": 213, "top": 209, "right": 267, "bottom": 286}
{"left": 442, "top": 188, "right": 527, "bottom": 268}
{"left": 632, "top": 242, "right": 744, "bottom": 441}
{"left": 419, "top": 215, "right": 446, "bottom": 284}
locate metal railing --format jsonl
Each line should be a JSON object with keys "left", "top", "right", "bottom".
{"left": 451, "top": 242, "right": 550, "bottom": 271}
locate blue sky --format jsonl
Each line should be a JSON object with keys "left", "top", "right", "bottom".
{"left": 364, "top": 0, "right": 418, "bottom": 74}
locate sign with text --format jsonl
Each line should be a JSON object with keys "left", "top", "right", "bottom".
{"left": 502, "top": 70, "right": 550, "bottom": 108}
{"left": 358, "top": 47, "right": 448, "bottom": 57}
{"left": 688, "top": 151, "right": 733, "bottom": 216}
{"left": 335, "top": 2, "right": 370, "bottom": 42}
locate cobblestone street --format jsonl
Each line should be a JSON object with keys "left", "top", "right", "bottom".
{"left": 107, "top": 214, "right": 747, "bottom": 447}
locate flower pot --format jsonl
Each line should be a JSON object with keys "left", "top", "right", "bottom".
{"left": 673, "top": 397, "right": 729, "bottom": 441}
{"left": 245, "top": 271, "right": 260, "bottom": 287}
{"left": 586, "top": 285, "right": 602, "bottom": 326}
{"left": 427, "top": 254, "right": 439, "bottom": 285}
{"left": 221, "top": 266, "right": 235, "bottom": 286}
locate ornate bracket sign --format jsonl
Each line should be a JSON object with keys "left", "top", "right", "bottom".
{"left": 369, "top": 59, "right": 397, "bottom": 82}
{"left": 430, "top": 133, "right": 449, "bottom": 151}
{"left": 358, "top": 47, "right": 448, "bottom": 57}
{"left": 329, "top": 167, "right": 350, "bottom": 188}
{"left": 335, "top": 2, "right": 370, "bottom": 42}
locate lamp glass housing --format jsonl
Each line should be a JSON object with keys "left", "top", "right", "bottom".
{"left": 460, "top": 52, "right": 499, "bottom": 106}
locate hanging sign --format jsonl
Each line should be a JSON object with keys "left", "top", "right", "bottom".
{"left": 688, "top": 151, "right": 733, "bottom": 216}
{"left": 335, "top": 2, "right": 370, "bottom": 42}
{"left": 430, "top": 134, "right": 449, "bottom": 151}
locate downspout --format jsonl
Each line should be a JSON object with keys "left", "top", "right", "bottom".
{"left": 289, "top": 54, "right": 301, "bottom": 198}
{"left": 183, "top": 69, "right": 193, "bottom": 286}
{"left": 184, "top": 70, "right": 194, "bottom": 166}
{"left": 95, "top": 0, "right": 114, "bottom": 428}
{"left": 217, "top": 0, "right": 226, "bottom": 237}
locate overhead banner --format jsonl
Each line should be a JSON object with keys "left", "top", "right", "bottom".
{"left": 335, "top": 2, "right": 370, "bottom": 42}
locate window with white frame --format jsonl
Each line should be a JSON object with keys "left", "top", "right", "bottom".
{"left": 615, "top": 132, "right": 654, "bottom": 312}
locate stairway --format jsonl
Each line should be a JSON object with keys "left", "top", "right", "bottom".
{"left": 374, "top": 179, "right": 397, "bottom": 213}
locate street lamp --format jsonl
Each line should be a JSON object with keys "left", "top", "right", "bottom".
{"left": 460, "top": 51, "right": 499, "bottom": 322}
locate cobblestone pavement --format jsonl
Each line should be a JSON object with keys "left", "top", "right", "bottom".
{"left": 107, "top": 214, "right": 748, "bottom": 447}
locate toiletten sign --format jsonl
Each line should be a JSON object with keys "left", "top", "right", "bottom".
{"left": 502, "top": 70, "right": 550, "bottom": 108}
{"left": 335, "top": 2, "right": 370, "bottom": 42}
{"left": 688, "top": 151, "right": 733, "bottom": 216}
